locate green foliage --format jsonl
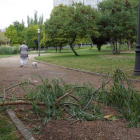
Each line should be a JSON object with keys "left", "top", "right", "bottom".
{"left": 0, "top": 46, "right": 19, "bottom": 55}
{"left": 0, "top": 32, "right": 8, "bottom": 45}
{"left": 44, "top": 3, "right": 98, "bottom": 56}
{"left": 98, "top": 0, "right": 138, "bottom": 54}
{"left": 25, "top": 24, "right": 43, "bottom": 48}
{"left": 25, "top": 77, "right": 99, "bottom": 125}
{"left": 4, "top": 25, "right": 20, "bottom": 46}
{"left": 13, "top": 21, "right": 26, "bottom": 44}
{"left": 27, "top": 11, "right": 44, "bottom": 26}
{"left": 98, "top": 69, "right": 140, "bottom": 127}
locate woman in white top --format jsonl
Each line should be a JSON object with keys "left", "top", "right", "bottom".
{"left": 19, "top": 42, "right": 28, "bottom": 67}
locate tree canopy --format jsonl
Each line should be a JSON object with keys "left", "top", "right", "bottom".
{"left": 44, "top": 3, "right": 98, "bottom": 56}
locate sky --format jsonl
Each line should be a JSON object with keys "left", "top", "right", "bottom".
{"left": 0, "top": 0, "right": 53, "bottom": 29}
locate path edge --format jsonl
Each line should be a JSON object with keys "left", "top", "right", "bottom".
{"left": 6, "top": 108, "right": 36, "bottom": 140}
{"left": 33, "top": 59, "right": 140, "bottom": 83}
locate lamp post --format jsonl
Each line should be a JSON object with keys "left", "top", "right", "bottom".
{"left": 37, "top": 28, "right": 40, "bottom": 56}
{"left": 133, "top": 0, "right": 140, "bottom": 76}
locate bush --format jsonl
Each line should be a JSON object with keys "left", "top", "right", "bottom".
{"left": 0, "top": 46, "right": 19, "bottom": 55}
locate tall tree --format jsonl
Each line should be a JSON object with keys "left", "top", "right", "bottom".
{"left": 5, "top": 25, "right": 19, "bottom": 45}
{"left": 0, "top": 32, "right": 8, "bottom": 46}
{"left": 44, "top": 3, "right": 98, "bottom": 56}
{"left": 98, "top": 0, "right": 138, "bottom": 54}
{"left": 13, "top": 21, "right": 25, "bottom": 44}
{"left": 27, "top": 11, "right": 44, "bottom": 26}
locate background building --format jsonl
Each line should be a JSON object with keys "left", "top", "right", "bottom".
{"left": 53, "top": 0, "right": 103, "bottom": 8}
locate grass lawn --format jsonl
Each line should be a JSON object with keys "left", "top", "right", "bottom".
{"left": 0, "top": 113, "right": 18, "bottom": 140}
{"left": 0, "top": 55, "right": 14, "bottom": 58}
{"left": 34, "top": 45, "right": 138, "bottom": 79}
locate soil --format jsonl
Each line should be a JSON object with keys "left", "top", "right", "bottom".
{"left": 1, "top": 54, "right": 140, "bottom": 140}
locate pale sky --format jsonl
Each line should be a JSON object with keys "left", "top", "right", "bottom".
{"left": 0, "top": 0, "right": 53, "bottom": 29}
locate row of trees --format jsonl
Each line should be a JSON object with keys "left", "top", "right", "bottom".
{"left": 4, "top": 0, "right": 139, "bottom": 55}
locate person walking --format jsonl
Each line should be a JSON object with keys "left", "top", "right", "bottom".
{"left": 19, "top": 42, "right": 28, "bottom": 67}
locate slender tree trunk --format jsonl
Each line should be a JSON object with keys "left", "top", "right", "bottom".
{"left": 70, "top": 35, "right": 79, "bottom": 56}
{"left": 110, "top": 41, "right": 113, "bottom": 53}
{"left": 70, "top": 44, "right": 79, "bottom": 56}
{"left": 116, "top": 41, "right": 118, "bottom": 54}
{"left": 128, "top": 40, "right": 131, "bottom": 50}
{"left": 59, "top": 44, "right": 62, "bottom": 53}
{"left": 78, "top": 44, "right": 81, "bottom": 49}
{"left": 90, "top": 44, "right": 93, "bottom": 50}
{"left": 56, "top": 47, "right": 57, "bottom": 52}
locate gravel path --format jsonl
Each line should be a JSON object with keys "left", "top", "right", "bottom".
{"left": 0, "top": 54, "right": 105, "bottom": 93}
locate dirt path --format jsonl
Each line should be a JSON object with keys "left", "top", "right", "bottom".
{"left": 0, "top": 54, "right": 105, "bottom": 92}
{"left": 1, "top": 54, "right": 140, "bottom": 140}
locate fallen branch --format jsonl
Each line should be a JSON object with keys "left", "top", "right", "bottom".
{"left": 3, "top": 82, "right": 37, "bottom": 99}
{"left": 0, "top": 101, "right": 44, "bottom": 106}
{"left": 55, "top": 86, "right": 89, "bottom": 104}
{"left": 82, "top": 77, "right": 113, "bottom": 111}
{"left": 55, "top": 88, "right": 74, "bottom": 103}
{"left": 69, "top": 95, "right": 79, "bottom": 102}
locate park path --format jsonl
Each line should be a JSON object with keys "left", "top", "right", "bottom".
{"left": 0, "top": 53, "right": 140, "bottom": 93}
{"left": 0, "top": 54, "right": 105, "bottom": 94}
{"left": 1, "top": 53, "right": 140, "bottom": 93}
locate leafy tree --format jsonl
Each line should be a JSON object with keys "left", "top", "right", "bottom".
{"left": 5, "top": 25, "right": 19, "bottom": 46}
{"left": 27, "top": 11, "right": 44, "bottom": 26}
{"left": 91, "top": 36, "right": 109, "bottom": 51}
{"left": 0, "top": 32, "right": 8, "bottom": 46}
{"left": 13, "top": 21, "right": 26, "bottom": 44}
{"left": 98, "top": 0, "right": 138, "bottom": 54}
{"left": 25, "top": 25, "right": 39, "bottom": 49}
{"left": 25, "top": 24, "right": 43, "bottom": 49}
{"left": 45, "top": 3, "right": 98, "bottom": 56}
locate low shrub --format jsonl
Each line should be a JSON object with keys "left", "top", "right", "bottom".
{"left": 0, "top": 46, "right": 19, "bottom": 55}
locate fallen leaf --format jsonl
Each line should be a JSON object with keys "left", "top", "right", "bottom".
{"left": 104, "top": 114, "right": 113, "bottom": 120}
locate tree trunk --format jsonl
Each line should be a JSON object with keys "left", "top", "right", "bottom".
{"left": 119, "top": 43, "right": 121, "bottom": 54}
{"left": 97, "top": 44, "right": 101, "bottom": 51}
{"left": 110, "top": 41, "right": 113, "bottom": 53}
{"left": 78, "top": 44, "right": 81, "bottom": 49}
{"left": 59, "top": 43, "right": 62, "bottom": 53}
{"left": 128, "top": 40, "right": 131, "bottom": 50}
{"left": 70, "top": 44, "right": 79, "bottom": 56}
{"left": 56, "top": 47, "right": 57, "bottom": 52}
{"left": 70, "top": 35, "right": 79, "bottom": 56}
{"left": 90, "top": 44, "right": 93, "bottom": 50}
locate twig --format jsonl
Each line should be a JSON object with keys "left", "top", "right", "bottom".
{"left": 69, "top": 95, "right": 79, "bottom": 102}
{"left": 36, "top": 112, "right": 41, "bottom": 120}
{"left": 3, "top": 82, "right": 37, "bottom": 99}
{"left": 55, "top": 88, "right": 74, "bottom": 103}
{"left": 55, "top": 86, "right": 90, "bottom": 104}
{"left": 82, "top": 77, "right": 113, "bottom": 111}
{"left": 69, "top": 119, "right": 80, "bottom": 125}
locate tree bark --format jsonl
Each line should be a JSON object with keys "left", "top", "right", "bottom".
{"left": 128, "top": 40, "right": 131, "bottom": 50}
{"left": 90, "top": 44, "right": 93, "bottom": 50}
{"left": 70, "top": 35, "right": 79, "bottom": 56}
{"left": 97, "top": 44, "right": 101, "bottom": 51}
{"left": 59, "top": 43, "right": 62, "bottom": 53}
